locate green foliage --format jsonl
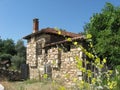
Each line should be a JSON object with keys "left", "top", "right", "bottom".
{"left": 11, "top": 40, "right": 26, "bottom": 70}
{"left": 0, "top": 39, "right": 16, "bottom": 56}
{"left": 54, "top": 29, "right": 119, "bottom": 89}
{"left": 72, "top": 34, "right": 118, "bottom": 90}
{"left": 11, "top": 55, "right": 25, "bottom": 70}
{"left": 15, "top": 40, "right": 26, "bottom": 58}
{"left": 84, "top": 2, "right": 120, "bottom": 67}
{"left": 0, "top": 38, "right": 16, "bottom": 63}
{"left": 113, "top": 65, "right": 120, "bottom": 90}
{"left": 0, "top": 38, "right": 3, "bottom": 54}
{"left": 0, "top": 38, "right": 26, "bottom": 70}
{"left": 0, "top": 53, "right": 12, "bottom": 61}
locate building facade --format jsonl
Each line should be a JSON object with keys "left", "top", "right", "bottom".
{"left": 23, "top": 18, "right": 86, "bottom": 84}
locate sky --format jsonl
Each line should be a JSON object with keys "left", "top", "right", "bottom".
{"left": 0, "top": 0, "right": 120, "bottom": 43}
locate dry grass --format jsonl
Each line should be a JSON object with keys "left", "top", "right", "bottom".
{"left": 0, "top": 80, "right": 60, "bottom": 90}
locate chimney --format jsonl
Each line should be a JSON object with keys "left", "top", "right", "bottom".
{"left": 33, "top": 18, "right": 39, "bottom": 33}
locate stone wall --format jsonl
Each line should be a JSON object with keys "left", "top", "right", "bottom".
{"left": 46, "top": 47, "right": 83, "bottom": 85}
{"left": 27, "top": 37, "right": 37, "bottom": 67}
{"left": 26, "top": 36, "right": 84, "bottom": 84}
{"left": 26, "top": 37, "right": 38, "bottom": 79}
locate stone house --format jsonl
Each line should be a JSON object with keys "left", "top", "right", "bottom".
{"left": 23, "top": 18, "right": 86, "bottom": 84}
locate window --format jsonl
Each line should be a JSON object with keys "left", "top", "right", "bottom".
{"left": 36, "top": 42, "right": 42, "bottom": 55}
{"left": 63, "top": 44, "right": 71, "bottom": 52}
{"left": 44, "top": 64, "right": 52, "bottom": 78}
{"left": 36, "top": 38, "right": 45, "bottom": 55}
{"left": 66, "top": 45, "right": 70, "bottom": 51}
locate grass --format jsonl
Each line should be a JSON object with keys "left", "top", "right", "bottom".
{"left": 1, "top": 80, "right": 60, "bottom": 90}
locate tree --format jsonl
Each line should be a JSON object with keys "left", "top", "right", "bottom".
{"left": 84, "top": 2, "right": 120, "bottom": 67}
{"left": 11, "top": 40, "right": 26, "bottom": 70}
{"left": 0, "top": 38, "right": 26, "bottom": 70}
{"left": 2, "top": 39, "right": 16, "bottom": 55}
{"left": 15, "top": 40, "right": 26, "bottom": 58}
{"left": 0, "top": 39, "right": 16, "bottom": 60}
{"left": 0, "top": 38, "right": 3, "bottom": 55}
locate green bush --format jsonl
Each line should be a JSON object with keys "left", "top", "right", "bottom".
{"left": 0, "top": 54, "right": 12, "bottom": 61}
{"left": 11, "top": 55, "right": 25, "bottom": 70}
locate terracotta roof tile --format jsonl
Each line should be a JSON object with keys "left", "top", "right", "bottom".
{"left": 23, "top": 28, "right": 80, "bottom": 39}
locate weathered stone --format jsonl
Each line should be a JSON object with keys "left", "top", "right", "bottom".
{"left": 25, "top": 31, "right": 85, "bottom": 85}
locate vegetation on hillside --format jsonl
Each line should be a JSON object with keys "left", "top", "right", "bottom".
{"left": 84, "top": 2, "right": 120, "bottom": 67}
{"left": 0, "top": 38, "right": 26, "bottom": 70}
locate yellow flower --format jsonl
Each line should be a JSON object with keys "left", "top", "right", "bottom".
{"left": 77, "top": 60, "right": 82, "bottom": 67}
{"left": 80, "top": 68, "right": 86, "bottom": 72}
{"left": 87, "top": 53, "right": 94, "bottom": 59}
{"left": 98, "top": 64, "right": 103, "bottom": 69}
{"left": 66, "top": 38, "right": 72, "bottom": 42}
{"left": 108, "top": 70, "right": 113, "bottom": 75}
{"left": 90, "top": 42, "right": 93, "bottom": 48}
{"left": 107, "top": 81, "right": 117, "bottom": 89}
{"left": 92, "top": 78, "right": 96, "bottom": 84}
{"left": 108, "top": 82, "right": 113, "bottom": 89}
{"left": 58, "top": 48, "right": 62, "bottom": 51}
{"left": 109, "top": 85, "right": 113, "bottom": 89}
{"left": 73, "top": 78, "right": 77, "bottom": 82}
{"left": 81, "top": 80, "right": 84, "bottom": 84}
{"left": 87, "top": 70, "right": 92, "bottom": 77}
{"left": 103, "top": 58, "right": 107, "bottom": 63}
{"left": 86, "top": 61, "right": 89, "bottom": 64}
{"left": 73, "top": 41, "right": 78, "bottom": 45}
{"left": 75, "top": 56, "right": 79, "bottom": 61}
{"left": 86, "top": 34, "right": 92, "bottom": 39}
{"left": 43, "top": 74, "right": 48, "bottom": 79}
{"left": 95, "top": 58, "right": 100, "bottom": 64}
{"left": 58, "top": 31, "right": 61, "bottom": 35}
{"left": 112, "top": 81, "right": 117, "bottom": 87}
{"left": 54, "top": 27, "right": 61, "bottom": 35}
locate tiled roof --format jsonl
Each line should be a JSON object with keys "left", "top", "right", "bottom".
{"left": 23, "top": 28, "right": 80, "bottom": 39}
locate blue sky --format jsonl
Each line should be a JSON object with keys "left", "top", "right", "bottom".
{"left": 0, "top": 0, "right": 120, "bottom": 43}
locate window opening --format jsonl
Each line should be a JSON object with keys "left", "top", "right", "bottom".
{"left": 36, "top": 42, "right": 42, "bottom": 55}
